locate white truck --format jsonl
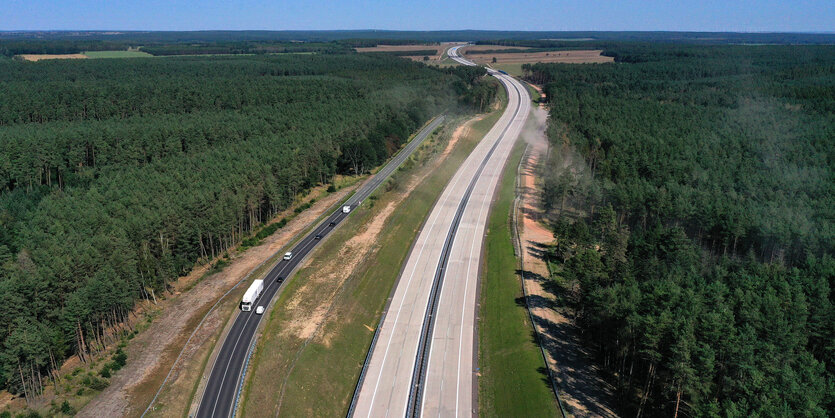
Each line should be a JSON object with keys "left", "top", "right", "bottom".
{"left": 342, "top": 205, "right": 351, "bottom": 214}
{"left": 240, "top": 279, "right": 264, "bottom": 311}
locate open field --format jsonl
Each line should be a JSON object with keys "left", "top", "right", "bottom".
{"left": 462, "top": 47, "right": 613, "bottom": 65}
{"left": 83, "top": 50, "right": 153, "bottom": 58}
{"left": 241, "top": 88, "right": 509, "bottom": 417}
{"left": 478, "top": 141, "right": 559, "bottom": 417}
{"left": 461, "top": 45, "right": 531, "bottom": 52}
{"left": 17, "top": 50, "right": 153, "bottom": 60}
{"left": 491, "top": 63, "right": 525, "bottom": 76}
{"left": 16, "top": 53, "right": 88, "bottom": 61}
{"left": 355, "top": 43, "right": 455, "bottom": 61}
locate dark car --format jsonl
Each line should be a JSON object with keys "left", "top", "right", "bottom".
{"left": 314, "top": 234, "right": 322, "bottom": 240}
{"left": 277, "top": 276, "right": 284, "bottom": 283}
{"left": 328, "top": 221, "right": 336, "bottom": 227}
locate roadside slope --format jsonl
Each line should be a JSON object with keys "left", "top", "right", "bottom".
{"left": 79, "top": 183, "right": 358, "bottom": 418}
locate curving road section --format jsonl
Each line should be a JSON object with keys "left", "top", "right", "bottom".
{"left": 351, "top": 44, "right": 531, "bottom": 417}
{"left": 196, "top": 116, "right": 445, "bottom": 418}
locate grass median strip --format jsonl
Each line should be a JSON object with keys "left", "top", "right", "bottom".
{"left": 477, "top": 141, "right": 559, "bottom": 417}
{"left": 240, "top": 94, "right": 508, "bottom": 417}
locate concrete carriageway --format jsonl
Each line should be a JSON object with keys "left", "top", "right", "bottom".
{"left": 352, "top": 45, "right": 531, "bottom": 417}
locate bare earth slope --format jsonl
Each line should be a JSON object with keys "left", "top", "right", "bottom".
{"left": 518, "top": 107, "right": 617, "bottom": 418}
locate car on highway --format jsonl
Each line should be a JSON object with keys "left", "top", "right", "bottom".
{"left": 342, "top": 205, "right": 351, "bottom": 213}
{"left": 328, "top": 221, "right": 336, "bottom": 227}
{"left": 314, "top": 234, "right": 322, "bottom": 240}
{"left": 283, "top": 252, "right": 292, "bottom": 260}
{"left": 277, "top": 276, "right": 284, "bottom": 283}
{"left": 255, "top": 306, "right": 265, "bottom": 315}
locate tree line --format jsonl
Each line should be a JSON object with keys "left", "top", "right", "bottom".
{"left": 0, "top": 52, "right": 488, "bottom": 397}
{"left": 528, "top": 44, "right": 834, "bottom": 416}
{"left": 138, "top": 41, "right": 349, "bottom": 56}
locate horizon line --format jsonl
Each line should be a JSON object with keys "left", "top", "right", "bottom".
{"left": 1, "top": 29, "right": 834, "bottom": 35}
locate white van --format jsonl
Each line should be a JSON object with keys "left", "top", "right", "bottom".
{"left": 283, "top": 252, "right": 292, "bottom": 260}
{"left": 342, "top": 205, "right": 351, "bottom": 214}
{"left": 255, "top": 306, "right": 265, "bottom": 315}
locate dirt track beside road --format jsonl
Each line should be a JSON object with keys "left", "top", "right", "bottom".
{"left": 517, "top": 107, "right": 618, "bottom": 417}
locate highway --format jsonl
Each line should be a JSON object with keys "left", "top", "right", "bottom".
{"left": 195, "top": 116, "right": 445, "bottom": 418}
{"left": 351, "top": 45, "right": 531, "bottom": 417}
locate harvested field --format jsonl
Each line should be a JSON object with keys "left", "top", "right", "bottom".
{"left": 84, "top": 50, "right": 153, "bottom": 58}
{"left": 463, "top": 49, "right": 613, "bottom": 64}
{"left": 16, "top": 54, "right": 88, "bottom": 61}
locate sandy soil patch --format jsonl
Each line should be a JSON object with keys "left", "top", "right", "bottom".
{"left": 443, "top": 114, "right": 485, "bottom": 158}
{"left": 282, "top": 132, "right": 445, "bottom": 345}
{"left": 283, "top": 199, "right": 397, "bottom": 343}
{"left": 517, "top": 108, "right": 617, "bottom": 417}
{"left": 77, "top": 184, "right": 357, "bottom": 418}
{"left": 528, "top": 83, "right": 548, "bottom": 108}
{"left": 261, "top": 121, "right": 466, "bottom": 416}
{"left": 467, "top": 49, "right": 613, "bottom": 64}
{"left": 16, "top": 54, "right": 88, "bottom": 61}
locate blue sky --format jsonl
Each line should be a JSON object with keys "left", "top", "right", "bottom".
{"left": 2, "top": 0, "right": 833, "bottom": 32}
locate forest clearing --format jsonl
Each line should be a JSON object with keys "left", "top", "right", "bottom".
{"left": 462, "top": 47, "right": 614, "bottom": 64}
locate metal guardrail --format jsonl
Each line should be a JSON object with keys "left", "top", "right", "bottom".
{"left": 346, "top": 118, "right": 446, "bottom": 418}
{"left": 232, "top": 337, "right": 258, "bottom": 416}
{"left": 346, "top": 309, "right": 387, "bottom": 417}
{"left": 511, "top": 144, "right": 567, "bottom": 418}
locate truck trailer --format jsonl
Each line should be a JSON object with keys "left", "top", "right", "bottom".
{"left": 241, "top": 279, "right": 264, "bottom": 311}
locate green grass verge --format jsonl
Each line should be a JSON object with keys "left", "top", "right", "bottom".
{"left": 477, "top": 141, "right": 559, "bottom": 417}
{"left": 83, "top": 50, "right": 153, "bottom": 58}
{"left": 490, "top": 62, "right": 524, "bottom": 77}
{"left": 241, "top": 97, "right": 509, "bottom": 416}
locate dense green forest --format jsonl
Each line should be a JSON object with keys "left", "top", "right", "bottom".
{"left": 0, "top": 53, "right": 489, "bottom": 397}
{"left": 138, "top": 42, "right": 349, "bottom": 56}
{"left": 0, "top": 39, "right": 350, "bottom": 58}
{"left": 527, "top": 45, "right": 835, "bottom": 416}
{"left": 5, "top": 29, "right": 833, "bottom": 58}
